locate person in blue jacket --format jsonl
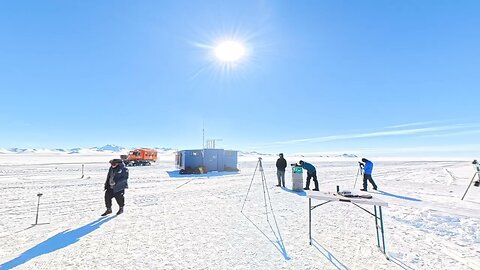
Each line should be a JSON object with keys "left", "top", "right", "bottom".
{"left": 298, "top": 160, "right": 319, "bottom": 191}
{"left": 102, "top": 159, "right": 129, "bottom": 216}
{"left": 359, "top": 158, "right": 377, "bottom": 191}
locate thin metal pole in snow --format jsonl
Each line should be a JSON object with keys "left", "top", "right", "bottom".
{"left": 35, "top": 193, "right": 43, "bottom": 225}
{"left": 81, "top": 164, "right": 84, "bottom": 179}
{"left": 461, "top": 172, "right": 479, "bottom": 200}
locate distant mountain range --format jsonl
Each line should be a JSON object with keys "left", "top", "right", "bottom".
{"left": 0, "top": 145, "right": 357, "bottom": 158}
{"left": 0, "top": 145, "right": 176, "bottom": 154}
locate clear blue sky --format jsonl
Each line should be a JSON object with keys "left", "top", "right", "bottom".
{"left": 1, "top": 0, "right": 479, "bottom": 158}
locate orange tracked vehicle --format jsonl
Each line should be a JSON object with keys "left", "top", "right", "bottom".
{"left": 120, "top": 148, "right": 158, "bottom": 166}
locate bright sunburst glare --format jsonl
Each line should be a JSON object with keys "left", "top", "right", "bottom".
{"left": 215, "top": 41, "right": 246, "bottom": 62}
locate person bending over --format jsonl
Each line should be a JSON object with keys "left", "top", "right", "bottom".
{"left": 359, "top": 158, "right": 377, "bottom": 192}
{"left": 298, "top": 160, "right": 319, "bottom": 191}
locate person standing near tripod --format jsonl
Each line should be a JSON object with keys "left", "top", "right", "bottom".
{"left": 276, "top": 153, "right": 287, "bottom": 187}
{"left": 359, "top": 158, "right": 378, "bottom": 191}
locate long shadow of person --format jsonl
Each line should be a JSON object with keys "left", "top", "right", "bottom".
{"left": 0, "top": 216, "right": 115, "bottom": 270}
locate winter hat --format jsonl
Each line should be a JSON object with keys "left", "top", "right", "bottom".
{"left": 109, "top": 159, "right": 123, "bottom": 165}
{"left": 361, "top": 158, "right": 368, "bottom": 162}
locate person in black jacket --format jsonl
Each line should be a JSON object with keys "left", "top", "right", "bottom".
{"left": 276, "top": 153, "right": 287, "bottom": 187}
{"left": 101, "top": 159, "right": 129, "bottom": 216}
{"left": 473, "top": 160, "right": 480, "bottom": 186}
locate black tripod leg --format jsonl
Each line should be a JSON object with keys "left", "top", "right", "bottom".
{"left": 241, "top": 159, "right": 260, "bottom": 211}
{"left": 461, "top": 172, "right": 478, "bottom": 200}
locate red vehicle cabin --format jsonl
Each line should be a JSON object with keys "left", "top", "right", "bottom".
{"left": 121, "top": 148, "right": 158, "bottom": 166}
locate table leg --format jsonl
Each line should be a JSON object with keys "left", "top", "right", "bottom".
{"left": 379, "top": 206, "right": 387, "bottom": 254}
{"left": 309, "top": 198, "right": 312, "bottom": 245}
{"left": 374, "top": 206, "right": 381, "bottom": 248}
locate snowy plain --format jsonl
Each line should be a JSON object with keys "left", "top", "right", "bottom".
{"left": 0, "top": 151, "right": 479, "bottom": 270}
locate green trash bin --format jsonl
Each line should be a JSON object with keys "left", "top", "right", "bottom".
{"left": 292, "top": 166, "right": 303, "bottom": 191}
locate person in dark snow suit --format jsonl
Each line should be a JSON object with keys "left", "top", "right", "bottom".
{"left": 298, "top": 160, "right": 319, "bottom": 191}
{"left": 473, "top": 160, "right": 480, "bottom": 186}
{"left": 359, "top": 158, "right": 377, "bottom": 191}
{"left": 276, "top": 153, "right": 287, "bottom": 187}
{"left": 102, "top": 159, "right": 129, "bottom": 216}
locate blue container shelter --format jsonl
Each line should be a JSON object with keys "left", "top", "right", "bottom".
{"left": 224, "top": 150, "right": 238, "bottom": 171}
{"left": 175, "top": 149, "right": 238, "bottom": 174}
{"left": 175, "top": 150, "right": 203, "bottom": 173}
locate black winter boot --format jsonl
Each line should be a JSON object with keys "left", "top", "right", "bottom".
{"left": 101, "top": 208, "right": 112, "bottom": 216}
{"left": 116, "top": 207, "right": 124, "bottom": 215}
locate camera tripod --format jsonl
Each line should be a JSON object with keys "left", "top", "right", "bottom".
{"left": 241, "top": 158, "right": 287, "bottom": 256}
{"left": 353, "top": 162, "right": 364, "bottom": 189}
{"left": 241, "top": 157, "right": 278, "bottom": 221}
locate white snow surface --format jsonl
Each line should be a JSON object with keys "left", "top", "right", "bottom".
{"left": 0, "top": 152, "right": 479, "bottom": 270}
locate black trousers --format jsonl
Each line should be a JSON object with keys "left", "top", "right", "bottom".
{"left": 306, "top": 171, "right": 319, "bottom": 189}
{"left": 105, "top": 189, "right": 125, "bottom": 209}
{"left": 363, "top": 174, "right": 377, "bottom": 190}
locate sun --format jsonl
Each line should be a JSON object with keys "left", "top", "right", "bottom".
{"left": 214, "top": 40, "right": 246, "bottom": 62}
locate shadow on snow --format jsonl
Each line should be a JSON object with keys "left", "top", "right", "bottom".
{"left": 167, "top": 170, "right": 240, "bottom": 189}
{"left": 0, "top": 216, "right": 115, "bottom": 270}
{"left": 388, "top": 254, "right": 416, "bottom": 270}
{"left": 310, "top": 239, "right": 350, "bottom": 270}
{"left": 376, "top": 190, "right": 422, "bottom": 202}
{"left": 166, "top": 170, "right": 239, "bottom": 178}
{"left": 241, "top": 212, "right": 290, "bottom": 261}
{"left": 281, "top": 186, "right": 307, "bottom": 196}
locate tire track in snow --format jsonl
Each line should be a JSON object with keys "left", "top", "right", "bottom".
{"left": 444, "top": 169, "right": 457, "bottom": 185}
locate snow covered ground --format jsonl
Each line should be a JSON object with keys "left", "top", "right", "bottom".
{"left": 0, "top": 152, "right": 479, "bottom": 269}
